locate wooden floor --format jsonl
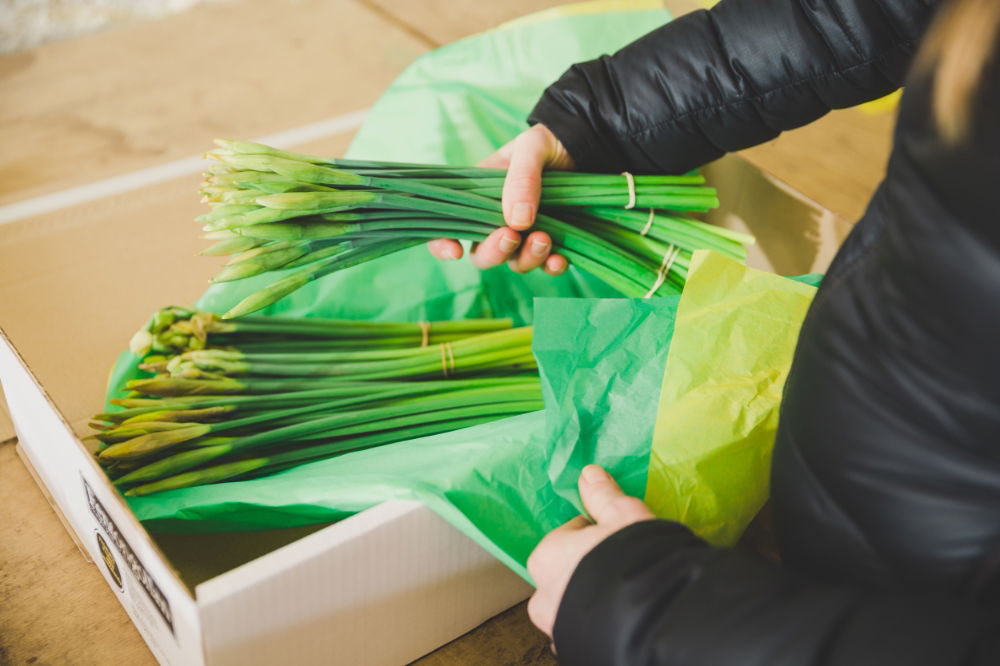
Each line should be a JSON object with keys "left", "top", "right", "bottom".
{"left": 0, "top": 0, "right": 895, "bottom": 664}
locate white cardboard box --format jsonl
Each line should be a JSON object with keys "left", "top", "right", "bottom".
{"left": 0, "top": 152, "right": 848, "bottom": 665}
{"left": 0, "top": 329, "right": 532, "bottom": 665}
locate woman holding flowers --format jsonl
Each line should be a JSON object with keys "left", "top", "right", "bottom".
{"left": 431, "top": 0, "right": 1000, "bottom": 663}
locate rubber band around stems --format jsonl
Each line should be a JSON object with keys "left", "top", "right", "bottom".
{"left": 644, "top": 245, "right": 680, "bottom": 298}
{"left": 640, "top": 209, "right": 655, "bottom": 236}
{"left": 419, "top": 321, "right": 430, "bottom": 347}
{"left": 622, "top": 172, "right": 636, "bottom": 210}
{"left": 439, "top": 342, "right": 456, "bottom": 377}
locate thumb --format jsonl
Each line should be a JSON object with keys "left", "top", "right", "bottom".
{"left": 578, "top": 465, "right": 653, "bottom": 527}
{"left": 502, "top": 127, "right": 549, "bottom": 230}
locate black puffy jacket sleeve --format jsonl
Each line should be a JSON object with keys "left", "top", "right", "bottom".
{"left": 528, "top": 0, "right": 938, "bottom": 174}
{"left": 553, "top": 521, "right": 1000, "bottom": 666}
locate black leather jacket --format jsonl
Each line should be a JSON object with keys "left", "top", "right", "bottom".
{"left": 531, "top": 0, "right": 1000, "bottom": 663}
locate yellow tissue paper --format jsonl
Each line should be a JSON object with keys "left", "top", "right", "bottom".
{"left": 645, "top": 251, "right": 817, "bottom": 546}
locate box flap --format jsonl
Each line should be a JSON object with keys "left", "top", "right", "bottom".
{"left": 195, "top": 500, "right": 532, "bottom": 666}
{"left": 703, "top": 155, "right": 852, "bottom": 275}
{"left": 0, "top": 328, "right": 205, "bottom": 664}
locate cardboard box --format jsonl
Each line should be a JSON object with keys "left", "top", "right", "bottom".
{"left": 0, "top": 149, "right": 849, "bottom": 665}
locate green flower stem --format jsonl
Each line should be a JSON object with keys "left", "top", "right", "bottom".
{"left": 101, "top": 378, "right": 540, "bottom": 461}
{"left": 195, "top": 140, "right": 745, "bottom": 311}
{"left": 228, "top": 331, "right": 499, "bottom": 351}
{"left": 122, "top": 399, "right": 543, "bottom": 495}
{"left": 222, "top": 238, "right": 423, "bottom": 319}
{"left": 196, "top": 327, "right": 532, "bottom": 375}
{"left": 116, "top": 385, "right": 541, "bottom": 478}
{"left": 582, "top": 207, "right": 754, "bottom": 245}
{"left": 105, "top": 376, "right": 535, "bottom": 420}
{"left": 217, "top": 315, "right": 512, "bottom": 337}
{"left": 400, "top": 174, "right": 707, "bottom": 189}
{"left": 187, "top": 327, "right": 528, "bottom": 366}
{"left": 565, "top": 211, "right": 743, "bottom": 260}
{"left": 235, "top": 217, "right": 492, "bottom": 241}
{"left": 219, "top": 384, "right": 541, "bottom": 453}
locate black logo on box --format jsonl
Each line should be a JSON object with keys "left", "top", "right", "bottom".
{"left": 96, "top": 532, "right": 124, "bottom": 590}
{"left": 83, "top": 477, "right": 174, "bottom": 634}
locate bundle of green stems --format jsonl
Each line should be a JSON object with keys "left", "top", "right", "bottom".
{"left": 95, "top": 310, "right": 539, "bottom": 496}
{"left": 129, "top": 305, "right": 513, "bottom": 357}
{"left": 198, "top": 140, "right": 753, "bottom": 317}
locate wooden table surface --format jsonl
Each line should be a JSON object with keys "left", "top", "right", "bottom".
{"left": 0, "top": 1, "right": 895, "bottom": 664}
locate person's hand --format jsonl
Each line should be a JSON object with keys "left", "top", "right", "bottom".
{"left": 427, "top": 123, "right": 575, "bottom": 275}
{"left": 526, "top": 464, "right": 655, "bottom": 642}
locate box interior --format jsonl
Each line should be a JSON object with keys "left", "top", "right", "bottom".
{"left": 152, "top": 527, "right": 331, "bottom": 593}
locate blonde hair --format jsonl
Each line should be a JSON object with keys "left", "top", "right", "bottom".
{"left": 916, "top": 0, "right": 1000, "bottom": 143}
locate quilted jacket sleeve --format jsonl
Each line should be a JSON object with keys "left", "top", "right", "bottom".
{"left": 528, "top": 0, "right": 939, "bottom": 173}
{"left": 553, "top": 520, "right": 1000, "bottom": 666}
